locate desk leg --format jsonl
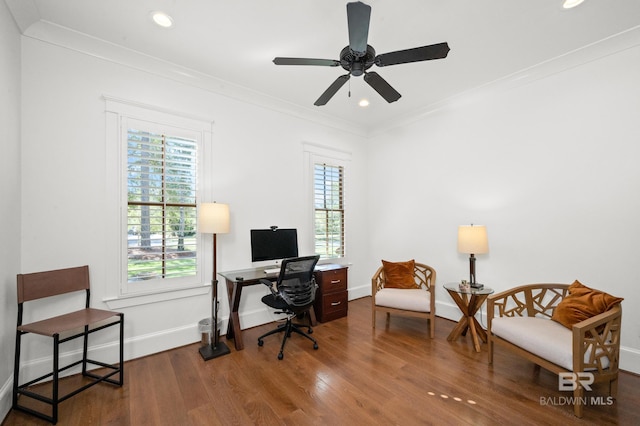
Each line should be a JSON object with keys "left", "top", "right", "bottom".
{"left": 225, "top": 279, "right": 244, "bottom": 351}
{"left": 308, "top": 306, "right": 317, "bottom": 326}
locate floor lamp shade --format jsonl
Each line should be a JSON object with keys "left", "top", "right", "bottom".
{"left": 198, "top": 203, "right": 230, "bottom": 234}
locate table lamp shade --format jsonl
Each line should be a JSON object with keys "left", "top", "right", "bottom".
{"left": 198, "top": 203, "right": 230, "bottom": 234}
{"left": 457, "top": 225, "right": 489, "bottom": 254}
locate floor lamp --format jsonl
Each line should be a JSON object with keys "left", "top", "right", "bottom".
{"left": 198, "top": 202, "right": 231, "bottom": 360}
{"left": 457, "top": 224, "right": 489, "bottom": 289}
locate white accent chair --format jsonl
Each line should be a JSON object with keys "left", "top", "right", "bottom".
{"left": 371, "top": 262, "right": 436, "bottom": 338}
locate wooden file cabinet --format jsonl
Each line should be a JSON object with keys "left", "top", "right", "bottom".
{"left": 314, "top": 265, "right": 348, "bottom": 323}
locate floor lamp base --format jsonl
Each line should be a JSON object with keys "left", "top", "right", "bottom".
{"left": 199, "top": 341, "right": 231, "bottom": 360}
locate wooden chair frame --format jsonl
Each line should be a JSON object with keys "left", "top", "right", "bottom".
{"left": 371, "top": 262, "right": 436, "bottom": 338}
{"left": 487, "top": 283, "right": 622, "bottom": 418}
{"left": 13, "top": 265, "right": 124, "bottom": 424}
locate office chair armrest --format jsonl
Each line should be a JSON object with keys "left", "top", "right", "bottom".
{"left": 260, "top": 278, "right": 277, "bottom": 295}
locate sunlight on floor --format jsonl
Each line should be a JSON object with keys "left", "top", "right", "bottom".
{"left": 428, "top": 391, "right": 477, "bottom": 405}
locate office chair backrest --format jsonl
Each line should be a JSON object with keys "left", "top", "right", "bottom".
{"left": 17, "top": 265, "right": 90, "bottom": 304}
{"left": 277, "top": 255, "right": 320, "bottom": 308}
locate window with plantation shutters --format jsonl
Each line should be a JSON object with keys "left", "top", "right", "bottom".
{"left": 127, "top": 128, "right": 199, "bottom": 282}
{"left": 314, "top": 163, "right": 345, "bottom": 259}
{"left": 106, "top": 98, "right": 212, "bottom": 303}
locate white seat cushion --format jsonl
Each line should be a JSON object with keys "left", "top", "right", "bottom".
{"left": 491, "top": 316, "right": 609, "bottom": 371}
{"left": 375, "top": 288, "right": 431, "bottom": 313}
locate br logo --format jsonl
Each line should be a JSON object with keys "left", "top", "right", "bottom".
{"left": 558, "top": 372, "right": 594, "bottom": 391}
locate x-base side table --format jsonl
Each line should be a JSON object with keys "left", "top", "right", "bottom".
{"left": 444, "top": 283, "right": 494, "bottom": 352}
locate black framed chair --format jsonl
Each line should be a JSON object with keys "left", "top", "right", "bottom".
{"left": 257, "top": 255, "right": 320, "bottom": 360}
{"left": 13, "top": 265, "right": 124, "bottom": 424}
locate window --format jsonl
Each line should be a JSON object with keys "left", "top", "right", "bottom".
{"left": 126, "top": 128, "right": 198, "bottom": 282}
{"left": 105, "top": 97, "right": 212, "bottom": 301}
{"left": 314, "top": 163, "right": 345, "bottom": 259}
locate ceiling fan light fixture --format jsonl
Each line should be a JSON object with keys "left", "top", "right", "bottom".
{"left": 151, "top": 11, "right": 174, "bottom": 28}
{"left": 562, "top": 0, "right": 585, "bottom": 9}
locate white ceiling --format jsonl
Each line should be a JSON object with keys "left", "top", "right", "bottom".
{"left": 6, "top": 0, "right": 640, "bottom": 131}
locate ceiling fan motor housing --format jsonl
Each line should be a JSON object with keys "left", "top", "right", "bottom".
{"left": 340, "top": 45, "right": 376, "bottom": 76}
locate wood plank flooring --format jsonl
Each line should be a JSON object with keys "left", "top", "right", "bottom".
{"left": 4, "top": 297, "right": 639, "bottom": 425}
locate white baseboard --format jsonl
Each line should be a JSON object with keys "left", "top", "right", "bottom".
{"left": 348, "top": 284, "right": 370, "bottom": 300}
{"left": 0, "top": 376, "right": 12, "bottom": 424}
{"left": 620, "top": 345, "right": 640, "bottom": 375}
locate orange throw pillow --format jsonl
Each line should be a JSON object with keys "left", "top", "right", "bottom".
{"left": 551, "top": 280, "right": 623, "bottom": 329}
{"left": 381, "top": 259, "right": 416, "bottom": 289}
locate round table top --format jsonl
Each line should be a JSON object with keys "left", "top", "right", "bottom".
{"left": 444, "top": 283, "right": 494, "bottom": 295}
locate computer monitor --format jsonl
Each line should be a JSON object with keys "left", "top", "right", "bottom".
{"left": 250, "top": 228, "right": 299, "bottom": 262}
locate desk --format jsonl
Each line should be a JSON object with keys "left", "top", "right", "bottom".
{"left": 220, "top": 266, "right": 338, "bottom": 350}
{"left": 444, "top": 283, "right": 494, "bottom": 352}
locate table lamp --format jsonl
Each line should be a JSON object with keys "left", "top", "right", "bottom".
{"left": 457, "top": 224, "right": 489, "bottom": 288}
{"left": 198, "top": 202, "right": 231, "bottom": 360}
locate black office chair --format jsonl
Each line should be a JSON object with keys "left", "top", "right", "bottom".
{"left": 257, "top": 255, "right": 320, "bottom": 360}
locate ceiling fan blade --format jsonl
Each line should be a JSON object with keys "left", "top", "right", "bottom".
{"left": 314, "top": 75, "right": 350, "bottom": 106}
{"left": 347, "top": 1, "right": 371, "bottom": 57}
{"left": 375, "top": 42, "right": 450, "bottom": 67}
{"left": 364, "top": 72, "right": 401, "bottom": 103}
{"left": 273, "top": 57, "right": 340, "bottom": 67}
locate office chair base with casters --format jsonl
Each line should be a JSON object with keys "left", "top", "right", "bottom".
{"left": 256, "top": 255, "right": 320, "bottom": 360}
{"left": 257, "top": 306, "right": 319, "bottom": 360}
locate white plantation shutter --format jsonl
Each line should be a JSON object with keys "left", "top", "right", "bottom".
{"left": 126, "top": 127, "right": 198, "bottom": 282}
{"left": 314, "top": 163, "right": 345, "bottom": 259}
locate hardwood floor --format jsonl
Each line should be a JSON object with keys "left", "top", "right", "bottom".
{"left": 4, "top": 297, "right": 639, "bottom": 425}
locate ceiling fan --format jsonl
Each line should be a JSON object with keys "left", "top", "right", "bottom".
{"left": 273, "top": 1, "right": 450, "bottom": 106}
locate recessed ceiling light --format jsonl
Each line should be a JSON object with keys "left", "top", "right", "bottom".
{"left": 358, "top": 99, "right": 370, "bottom": 107}
{"left": 151, "top": 11, "right": 173, "bottom": 28}
{"left": 562, "top": 0, "right": 585, "bottom": 9}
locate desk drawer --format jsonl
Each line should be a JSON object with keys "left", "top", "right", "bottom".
{"left": 316, "top": 268, "right": 347, "bottom": 293}
{"left": 318, "top": 291, "right": 348, "bottom": 322}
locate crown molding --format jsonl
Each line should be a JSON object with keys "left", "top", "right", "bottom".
{"left": 369, "top": 25, "right": 640, "bottom": 138}
{"left": 13, "top": 16, "right": 367, "bottom": 138}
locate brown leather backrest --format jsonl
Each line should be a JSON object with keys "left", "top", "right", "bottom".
{"left": 17, "top": 265, "right": 90, "bottom": 303}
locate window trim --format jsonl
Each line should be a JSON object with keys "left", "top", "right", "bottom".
{"left": 303, "top": 143, "right": 351, "bottom": 262}
{"left": 104, "top": 96, "right": 214, "bottom": 307}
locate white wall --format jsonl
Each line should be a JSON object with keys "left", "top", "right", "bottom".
{"left": 367, "top": 34, "right": 640, "bottom": 373}
{"left": 11, "top": 31, "right": 370, "bottom": 386}
{"left": 0, "top": 1, "right": 22, "bottom": 420}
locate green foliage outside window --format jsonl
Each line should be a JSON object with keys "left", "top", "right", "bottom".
{"left": 314, "top": 163, "right": 344, "bottom": 259}
{"left": 126, "top": 129, "right": 198, "bottom": 281}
